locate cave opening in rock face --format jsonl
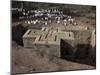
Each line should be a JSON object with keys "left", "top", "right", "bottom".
{"left": 12, "top": 24, "right": 27, "bottom": 46}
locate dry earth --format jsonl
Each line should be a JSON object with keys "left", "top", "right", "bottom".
{"left": 11, "top": 44, "right": 95, "bottom": 74}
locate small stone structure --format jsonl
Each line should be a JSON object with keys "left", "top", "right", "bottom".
{"left": 23, "top": 25, "right": 95, "bottom": 58}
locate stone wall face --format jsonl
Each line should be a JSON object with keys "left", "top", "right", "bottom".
{"left": 34, "top": 44, "right": 60, "bottom": 57}
{"left": 23, "top": 38, "right": 61, "bottom": 57}
{"left": 89, "top": 29, "right": 96, "bottom": 60}
{"left": 23, "top": 37, "right": 34, "bottom": 48}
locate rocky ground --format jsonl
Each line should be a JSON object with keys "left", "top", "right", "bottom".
{"left": 11, "top": 44, "right": 95, "bottom": 74}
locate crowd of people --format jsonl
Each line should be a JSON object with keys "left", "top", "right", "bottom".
{"left": 12, "top": 7, "right": 77, "bottom": 26}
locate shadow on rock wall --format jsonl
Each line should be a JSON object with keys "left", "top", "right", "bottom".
{"left": 12, "top": 24, "right": 27, "bottom": 46}
{"left": 60, "top": 39, "right": 96, "bottom": 66}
